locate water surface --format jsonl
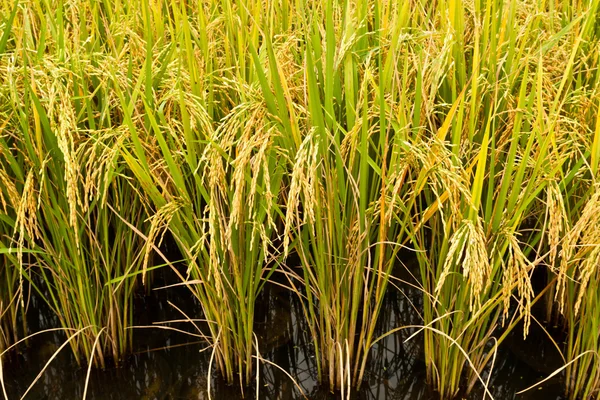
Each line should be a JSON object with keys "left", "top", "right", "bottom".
{"left": 2, "top": 263, "right": 565, "bottom": 400}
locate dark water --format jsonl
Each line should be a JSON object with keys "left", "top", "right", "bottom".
{"left": 1, "top": 263, "right": 565, "bottom": 400}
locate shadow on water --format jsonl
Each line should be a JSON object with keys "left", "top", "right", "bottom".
{"left": 2, "top": 258, "right": 566, "bottom": 400}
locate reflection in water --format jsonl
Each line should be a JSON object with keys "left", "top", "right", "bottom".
{"left": 2, "top": 265, "right": 565, "bottom": 400}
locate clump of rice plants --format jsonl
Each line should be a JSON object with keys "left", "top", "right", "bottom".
{"left": 7, "top": 101, "right": 149, "bottom": 367}
{"left": 114, "top": 0, "right": 291, "bottom": 388}
{"left": 400, "top": 0, "right": 600, "bottom": 396}
{"left": 0, "top": 2, "right": 152, "bottom": 365}
{"left": 128, "top": 96, "right": 287, "bottom": 388}
{"left": 274, "top": 0, "right": 431, "bottom": 390}
{"left": 523, "top": 1, "right": 600, "bottom": 398}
